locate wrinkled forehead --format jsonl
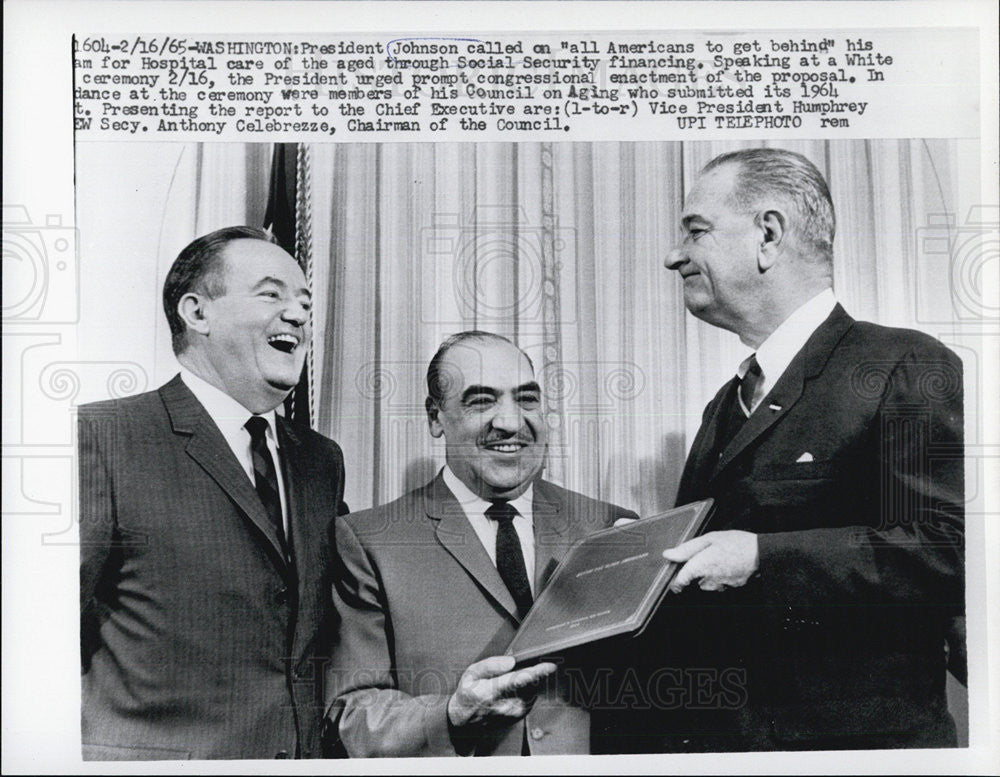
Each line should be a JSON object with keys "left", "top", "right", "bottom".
{"left": 437, "top": 340, "right": 536, "bottom": 397}
{"left": 219, "top": 239, "right": 308, "bottom": 288}
{"left": 683, "top": 163, "right": 741, "bottom": 220}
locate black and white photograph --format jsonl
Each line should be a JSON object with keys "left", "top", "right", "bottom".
{"left": 3, "top": 1, "right": 998, "bottom": 773}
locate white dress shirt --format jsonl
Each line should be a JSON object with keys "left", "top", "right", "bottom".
{"left": 737, "top": 288, "right": 838, "bottom": 415}
{"left": 180, "top": 369, "right": 289, "bottom": 532}
{"left": 442, "top": 465, "right": 536, "bottom": 594}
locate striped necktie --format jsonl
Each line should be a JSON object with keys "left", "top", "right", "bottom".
{"left": 245, "top": 415, "right": 287, "bottom": 554}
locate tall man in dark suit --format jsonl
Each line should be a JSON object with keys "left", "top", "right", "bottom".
{"left": 327, "top": 332, "right": 638, "bottom": 756}
{"left": 655, "top": 148, "right": 964, "bottom": 750}
{"left": 79, "top": 226, "right": 348, "bottom": 759}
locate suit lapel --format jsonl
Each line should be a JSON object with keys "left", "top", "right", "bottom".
{"left": 532, "top": 481, "right": 571, "bottom": 591}
{"left": 160, "top": 375, "right": 289, "bottom": 571}
{"left": 709, "top": 305, "right": 855, "bottom": 483}
{"left": 425, "top": 475, "right": 520, "bottom": 621}
{"left": 676, "top": 379, "right": 737, "bottom": 503}
{"left": 277, "top": 417, "right": 310, "bottom": 571}
{"left": 278, "top": 418, "right": 325, "bottom": 660}
{"left": 711, "top": 371, "right": 804, "bottom": 481}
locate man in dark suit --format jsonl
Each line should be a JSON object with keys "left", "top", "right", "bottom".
{"left": 651, "top": 148, "right": 964, "bottom": 750}
{"left": 79, "top": 226, "right": 348, "bottom": 759}
{"left": 326, "top": 332, "right": 638, "bottom": 756}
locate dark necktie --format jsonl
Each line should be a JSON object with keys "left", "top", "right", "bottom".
{"left": 245, "top": 416, "right": 287, "bottom": 554}
{"left": 739, "top": 354, "right": 763, "bottom": 415}
{"left": 714, "top": 354, "right": 763, "bottom": 455}
{"left": 485, "top": 501, "right": 533, "bottom": 618}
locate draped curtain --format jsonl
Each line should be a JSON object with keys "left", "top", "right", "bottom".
{"left": 73, "top": 142, "right": 274, "bottom": 391}
{"left": 301, "top": 139, "right": 965, "bottom": 515}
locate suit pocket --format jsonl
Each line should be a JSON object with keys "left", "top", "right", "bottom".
{"left": 734, "top": 463, "right": 854, "bottom": 530}
{"left": 82, "top": 743, "right": 193, "bottom": 761}
{"left": 756, "top": 460, "right": 843, "bottom": 480}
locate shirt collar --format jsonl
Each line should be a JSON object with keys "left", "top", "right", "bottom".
{"left": 740, "top": 288, "right": 837, "bottom": 382}
{"left": 441, "top": 465, "right": 533, "bottom": 518}
{"left": 179, "top": 368, "right": 280, "bottom": 447}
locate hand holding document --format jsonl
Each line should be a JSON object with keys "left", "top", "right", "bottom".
{"left": 447, "top": 656, "right": 557, "bottom": 731}
{"left": 506, "top": 500, "right": 713, "bottom": 664}
{"left": 662, "top": 530, "right": 760, "bottom": 593}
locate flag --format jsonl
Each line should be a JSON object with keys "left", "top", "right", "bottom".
{"left": 264, "top": 143, "right": 311, "bottom": 426}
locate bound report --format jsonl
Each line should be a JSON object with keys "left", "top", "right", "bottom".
{"left": 507, "top": 499, "right": 714, "bottom": 664}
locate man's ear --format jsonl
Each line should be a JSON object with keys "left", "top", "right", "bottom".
{"left": 426, "top": 397, "right": 444, "bottom": 438}
{"left": 757, "top": 208, "right": 788, "bottom": 272}
{"left": 177, "top": 293, "right": 211, "bottom": 337}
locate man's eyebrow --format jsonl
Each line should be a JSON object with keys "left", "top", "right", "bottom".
{"left": 253, "top": 277, "right": 312, "bottom": 298}
{"left": 460, "top": 385, "right": 498, "bottom": 402}
{"left": 680, "top": 214, "right": 706, "bottom": 230}
{"left": 459, "top": 381, "right": 541, "bottom": 401}
{"left": 253, "top": 276, "right": 286, "bottom": 290}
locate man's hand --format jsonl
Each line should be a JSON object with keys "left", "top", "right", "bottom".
{"left": 662, "top": 530, "right": 759, "bottom": 593}
{"left": 446, "top": 655, "right": 557, "bottom": 731}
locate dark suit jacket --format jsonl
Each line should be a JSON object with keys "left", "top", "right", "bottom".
{"left": 326, "top": 474, "right": 638, "bottom": 757}
{"left": 640, "top": 305, "right": 964, "bottom": 751}
{"left": 79, "top": 374, "right": 348, "bottom": 760}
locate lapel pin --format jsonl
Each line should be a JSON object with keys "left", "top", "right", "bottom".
{"left": 768, "top": 403, "right": 782, "bottom": 411}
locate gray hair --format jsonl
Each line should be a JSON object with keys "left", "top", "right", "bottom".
{"left": 704, "top": 148, "right": 836, "bottom": 264}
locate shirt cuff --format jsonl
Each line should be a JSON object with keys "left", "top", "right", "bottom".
{"left": 423, "top": 695, "right": 470, "bottom": 756}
